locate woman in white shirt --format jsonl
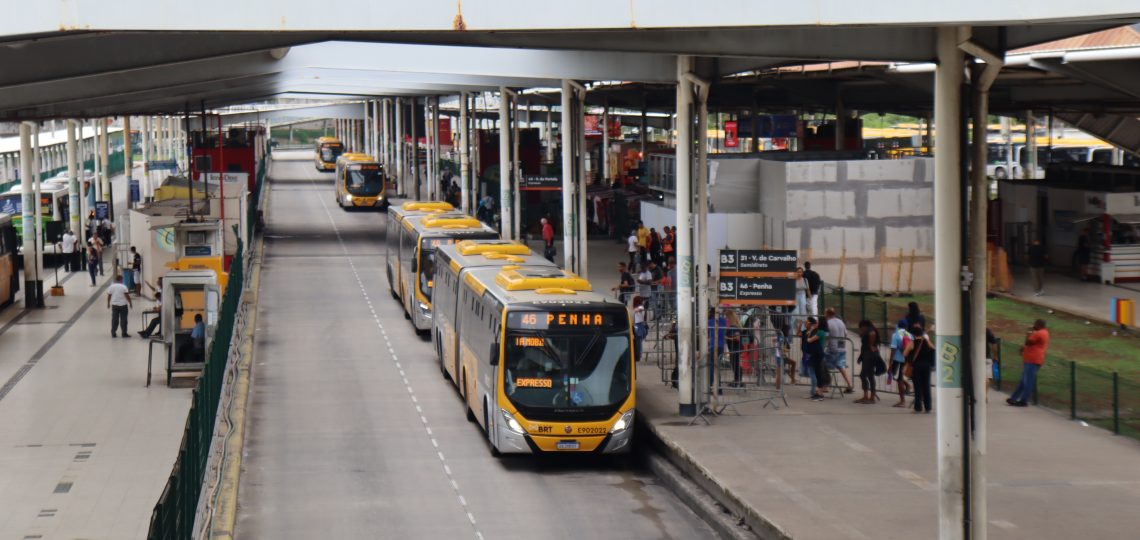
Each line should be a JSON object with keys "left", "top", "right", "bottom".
{"left": 632, "top": 296, "right": 647, "bottom": 363}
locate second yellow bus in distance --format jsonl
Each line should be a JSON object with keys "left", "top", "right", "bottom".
{"left": 433, "top": 261, "right": 636, "bottom": 455}
{"left": 334, "top": 153, "right": 388, "bottom": 210}
{"left": 386, "top": 204, "right": 498, "bottom": 331}
{"left": 314, "top": 136, "right": 344, "bottom": 171}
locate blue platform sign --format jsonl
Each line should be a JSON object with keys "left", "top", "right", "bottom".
{"left": 130, "top": 180, "right": 140, "bottom": 202}
{"left": 147, "top": 160, "right": 178, "bottom": 171}
{"left": 94, "top": 201, "right": 110, "bottom": 220}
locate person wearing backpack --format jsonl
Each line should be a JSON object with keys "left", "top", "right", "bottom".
{"left": 904, "top": 324, "right": 935, "bottom": 413}
{"left": 888, "top": 320, "right": 912, "bottom": 407}
{"left": 855, "top": 320, "right": 884, "bottom": 404}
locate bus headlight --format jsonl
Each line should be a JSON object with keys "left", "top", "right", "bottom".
{"left": 500, "top": 409, "right": 525, "bottom": 434}
{"left": 344, "top": 194, "right": 353, "bottom": 205}
{"left": 611, "top": 410, "right": 635, "bottom": 433}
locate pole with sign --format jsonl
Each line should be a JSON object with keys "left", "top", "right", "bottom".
{"left": 717, "top": 249, "right": 798, "bottom": 306}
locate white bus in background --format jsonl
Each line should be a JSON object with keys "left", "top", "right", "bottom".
{"left": 987, "top": 144, "right": 1107, "bottom": 180}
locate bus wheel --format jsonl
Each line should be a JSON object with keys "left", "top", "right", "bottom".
{"left": 464, "top": 372, "right": 476, "bottom": 422}
{"left": 438, "top": 340, "right": 450, "bottom": 380}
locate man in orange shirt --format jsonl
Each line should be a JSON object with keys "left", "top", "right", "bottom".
{"left": 1007, "top": 319, "right": 1050, "bottom": 407}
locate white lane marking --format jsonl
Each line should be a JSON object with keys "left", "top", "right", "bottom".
{"left": 313, "top": 184, "right": 483, "bottom": 539}
{"left": 991, "top": 520, "right": 1017, "bottom": 530}
{"left": 896, "top": 469, "right": 936, "bottom": 491}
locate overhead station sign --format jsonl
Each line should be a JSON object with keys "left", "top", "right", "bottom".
{"left": 520, "top": 175, "right": 561, "bottom": 191}
{"left": 717, "top": 249, "right": 797, "bottom": 306}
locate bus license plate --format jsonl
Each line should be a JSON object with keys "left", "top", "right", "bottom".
{"left": 556, "top": 440, "right": 580, "bottom": 450}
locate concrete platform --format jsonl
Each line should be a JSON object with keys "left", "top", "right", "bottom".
{"left": 0, "top": 167, "right": 192, "bottom": 540}
{"left": 1003, "top": 267, "right": 1140, "bottom": 326}
{"left": 576, "top": 238, "right": 1140, "bottom": 540}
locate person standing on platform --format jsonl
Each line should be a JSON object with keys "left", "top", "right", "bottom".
{"left": 632, "top": 296, "right": 647, "bottom": 363}
{"left": 904, "top": 301, "right": 927, "bottom": 331}
{"left": 129, "top": 246, "right": 143, "bottom": 294}
{"left": 61, "top": 229, "right": 78, "bottom": 272}
{"left": 1028, "top": 239, "right": 1048, "bottom": 296}
{"left": 904, "top": 324, "right": 934, "bottom": 413}
{"left": 889, "top": 321, "right": 912, "bottom": 407}
{"left": 541, "top": 218, "right": 554, "bottom": 247}
{"left": 106, "top": 274, "right": 133, "bottom": 338}
{"left": 627, "top": 230, "right": 639, "bottom": 269}
{"left": 801, "top": 316, "right": 829, "bottom": 401}
{"left": 854, "top": 320, "right": 883, "bottom": 404}
{"left": 794, "top": 267, "right": 809, "bottom": 325}
{"left": 824, "top": 308, "right": 854, "bottom": 393}
{"left": 612, "top": 262, "right": 635, "bottom": 305}
{"left": 1008, "top": 319, "right": 1050, "bottom": 407}
{"left": 636, "top": 221, "right": 650, "bottom": 266}
{"left": 803, "top": 261, "right": 822, "bottom": 316}
{"left": 86, "top": 244, "right": 99, "bottom": 286}
{"left": 89, "top": 235, "right": 105, "bottom": 276}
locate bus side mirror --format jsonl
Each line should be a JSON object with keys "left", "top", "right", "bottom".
{"left": 490, "top": 342, "right": 500, "bottom": 366}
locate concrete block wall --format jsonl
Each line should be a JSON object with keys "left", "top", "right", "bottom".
{"left": 779, "top": 157, "right": 935, "bottom": 292}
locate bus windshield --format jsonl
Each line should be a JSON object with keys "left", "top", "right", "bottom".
{"left": 346, "top": 165, "right": 383, "bottom": 196}
{"left": 504, "top": 317, "right": 631, "bottom": 412}
{"left": 320, "top": 144, "right": 344, "bottom": 163}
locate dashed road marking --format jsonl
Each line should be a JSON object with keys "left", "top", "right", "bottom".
{"left": 314, "top": 185, "right": 483, "bottom": 539}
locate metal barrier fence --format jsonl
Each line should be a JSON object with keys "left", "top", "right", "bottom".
{"left": 995, "top": 341, "right": 1140, "bottom": 440}
{"left": 147, "top": 150, "right": 267, "bottom": 540}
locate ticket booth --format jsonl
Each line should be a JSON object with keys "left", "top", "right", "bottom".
{"left": 168, "top": 220, "right": 229, "bottom": 290}
{"left": 161, "top": 270, "right": 220, "bottom": 385}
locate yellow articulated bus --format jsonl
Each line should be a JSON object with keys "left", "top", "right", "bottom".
{"left": 432, "top": 239, "right": 558, "bottom": 382}
{"left": 334, "top": 153, "right": 388, "bottom": 210}
{"left": 385, "top": 201, "right": 455, "bottom": 302}
{"left": 314, "top": 136, "right": 345, "bottom": 171}
{"left": 385, "top": 203, "right": 498, "bottom": 331}
{"left": 433, "top": 263, "right": 636, "bottom": 455}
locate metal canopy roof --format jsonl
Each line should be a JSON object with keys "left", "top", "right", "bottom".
{"left": 0, "top": 2, "right": 1136, "bottom": 119}
{"left": 0, "top": 41, "right": 676, "bottom": 119}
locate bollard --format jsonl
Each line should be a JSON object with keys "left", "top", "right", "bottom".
{"left": 1070, "top": 361, "right": 1076, "bottom": 420}
{"left": 1113, "top": 372, "right": 1120, "bottom": 435}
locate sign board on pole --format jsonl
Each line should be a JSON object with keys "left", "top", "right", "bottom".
{"left": 94, "top": 201, "right": 110, "bottom": 220}
{"left": 147, "top": 160, "right": 179, "bottom": 171}
{"left": 520, "top": 175, "right": 561, "bottom": 191}
{"left": 439, "top": 118, "right": 452, "bottom": 145}
{"left": 724, "top": 121, "right": 739, "bottom": 148}
{"left": 717, "top": 249, "right": 797, "bottom": 305}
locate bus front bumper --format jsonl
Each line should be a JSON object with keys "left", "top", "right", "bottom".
{"left": 497, "top": 424, "right": 634, "bottom": 454}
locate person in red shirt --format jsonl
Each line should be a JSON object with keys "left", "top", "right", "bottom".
{"left": 1007, "top": 319, "right": 1050, "bottom": 407}
{"left": 541, "top": 218, "right": 555, "bottom": 261}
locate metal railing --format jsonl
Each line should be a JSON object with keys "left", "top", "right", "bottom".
{"left": 994, "top": 341, "right": 1140, "bottom": 440}
{"left": 147, "top": 148, "right": 267, "bottom": 540}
